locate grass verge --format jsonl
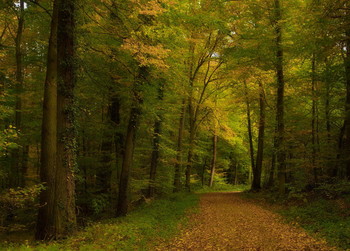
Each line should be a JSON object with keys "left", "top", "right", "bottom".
{"left": 278, "top": 196, "right": 350, "bottom": 250}
{"left": 242, "top": 191, "right": 350, "bottom": 250}
{"left": 2, "top": 193, "right": 199, "bottom": 251}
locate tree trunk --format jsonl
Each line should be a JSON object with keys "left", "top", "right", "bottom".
{"left": 173, "top": 99, "right": 186, "bottom": 192}
{"left": 209, "top": 134, "right": 217, "bottom": 187}
{"left": 148, "top": 83, "right": 164, "bottom": 198}
{"left": 98, "top": 93, "right": 120, "bottom": 194}
{"left": 201, "top": 157, "right": 208, "bottom": 187}
{"left": 244, "top": 80, "right": 255, "bottom": 181}
{"left": 234, "top": 162, "right": 238, "bottom": 185}
{"left": 15, "top": 0, "right": 24, "bottom": 131}
{"left": 311, "top": 55, "right": 318, "bottom": 183}
{"left": 11, "top": 0, "right": 25, "bottom": 188}
{"left": 117, "top": 67, "right": 145, "bottom": 216}
{"left": 54, "top": 0, "right": 77, "bottom": 238}
{"left": 36, "top": 0, "right": 58, "bottom": 240}
{"left": 274, "top": 0, "right": 286, "bottom": 195}
{"left": 252, "top": 81, "right": 265, "bottom": 191}
{"left": 344, "top": 26, "right": 350, "bottom": 179}
{"left": 266, "top": 134, "right": 276, "bottom": 188}
{"left": 99, "top": 135, "right": 113, "bottom": 193}
{"left": 185, "top": 133, "right": 194, "bottom": 192}
{"left": 109, "top": 94, "right": 123, "bottom": 185}
{"left": 324, "top": 60, "right": 334, "bottom": 176}
{"left": 116, "top": 108, "right": 138, "bottom": 216}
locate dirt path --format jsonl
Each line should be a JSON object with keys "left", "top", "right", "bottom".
{"left": 156, "top": 192, "right": 336, "bottom": 251}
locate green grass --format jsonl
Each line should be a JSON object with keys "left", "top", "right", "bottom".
{"left": 279, "top": 197, "right": 350, "bottom": 250}
{"left": 241, "top": 188, "right": 350, "bottom": 250}
{"left": 2, "top": 193, "right": 199, "bottom": 251}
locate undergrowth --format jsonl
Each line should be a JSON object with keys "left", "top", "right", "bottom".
{"left": 195, "top": 184, "right": 249, "bottom": 193}
{"left": 279, "top": 196, "right": 350, "bottom": 250}
{"left": 243, "top": 183, "right": 350, "bottom": 250}
{"left": 2, "top": 193, "right": 199, "bottom": 251}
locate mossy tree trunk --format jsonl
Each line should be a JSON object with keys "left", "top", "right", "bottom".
{"left": 36, "top": 0, "right": 58, "bottom": 240}
{"left": 54, "top": 0, "right": 77, "bottom": 238}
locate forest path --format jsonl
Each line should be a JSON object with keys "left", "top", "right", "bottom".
{"left": 156, "top": 192, "right": 336, "bottom": 251}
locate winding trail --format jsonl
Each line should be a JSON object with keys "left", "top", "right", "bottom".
{"left": 156, "top": 192, "right": 336, "bottom": 251}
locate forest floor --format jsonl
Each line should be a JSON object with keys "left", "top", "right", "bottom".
{"left": 156, "top": 192, "right": 337, "bottom": 251}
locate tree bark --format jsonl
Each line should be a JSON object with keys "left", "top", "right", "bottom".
{"left": 148, "top": 83, "right": 164, "bottom": 198}
{"left": 252, "top": 81, "right": 265, "bottom": 191}
{"left": 15, "top": 0, "right": 24, "bottom": 131}
{"left": 98, "top": 93, "right": 120, "bottom": 194}
{"left": 274, "top": 0, "right": 286, "bottom": 195}
{"left": 311, "top": 55, "right": 318, "bottom": 183}
{"left": 173, "top": 99, "right": 186, "bottom": 192}
{"left": 36, "top": 0, "right": 59, "bottom": 240}
{"left": 244, "top": 80, "right": 255, "bottom": 180}
{"left": 11, "top": 0, "right": 25, "bottom": 188}
{"left": 54, "top": 0, "right": 77, "bottom": 237}
{"left": 209, "top": 133, "right": 217, "bottom": 187}
{"left": 116, "top": 107, "right": 139, "bottom": 216}
{"left": 344, "top": 26, "right": 350, "bottom": 179}
{"left": 117, "top": 67, "right": 145, "bottom": 216}
{"left": 266, "top": 131, "right": 276, "bottom": 188}
{"left": 185, "top": 133, "right": 194, "bottom": 192}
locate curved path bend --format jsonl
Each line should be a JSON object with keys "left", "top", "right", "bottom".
{"left": 157, "top": 192, "right": 336, "bottom": 251}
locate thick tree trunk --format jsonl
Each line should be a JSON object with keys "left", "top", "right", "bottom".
{"left": 209, "top": 134, "right": 217, "bottom": 187}
{"left": 252, "top": 81, "right": 265, "bottom": 191}
{"left": 148, "top": 83, "right": 164, "bottom": 198}
{"left": 36, "top": 0, "right": 58, "bottom": 240}
{"left": 54, "top": 0, "right": 77, "bottom": 238}
{"left": 173, "top": 99, "right": 186, "bottom": 192}
{"left": 274, "top": 0, "right": 286, "bottom": 195}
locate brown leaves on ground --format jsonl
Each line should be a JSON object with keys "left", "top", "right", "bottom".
{"left": 156, "top": 192, "right": 337, "bottom": 251}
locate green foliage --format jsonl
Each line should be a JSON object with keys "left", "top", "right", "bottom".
{"left": 90, "top": 194, "right": 110, "bottom": 215}
{"left": 196, "top": 184, "right": 249, "bottom": 194}
{"left": 0, "top": 127, "right": 19, "bottom": 156}
{"left": 0, "top": 184, "right": 44, "bottom": 232}
{"left": 279, "top": 196, "right": 350, "bottom": 250}
{"left": 314, "top": 181, "right": 350, "bottom": 199}
{"left": 2, "top": 193, "right": 199, "bottom": 250}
